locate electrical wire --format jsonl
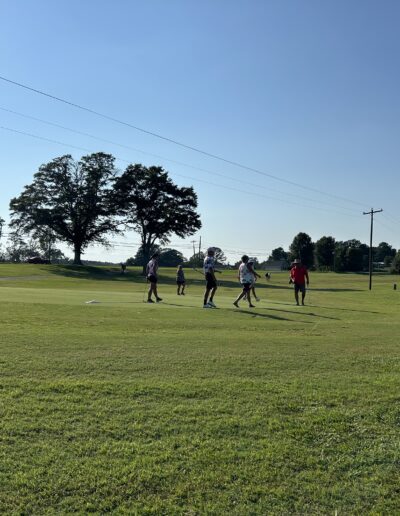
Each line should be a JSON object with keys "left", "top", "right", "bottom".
{"left": 0, "top": 125, "right": 361, "bottom": 218}
{"left": 0, "top": 75, "right": 369, "bottom": 208}
{"left": 382, "top": 212, "right": 400, "bottom": 227}
{"left": 375, "top": 218, "right": 399, "bottom": 238}
{"left": 0, "top": 106, "right": 360, "bottom": 213}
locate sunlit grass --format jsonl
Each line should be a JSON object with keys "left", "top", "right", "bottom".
{"left": 1, "top": 264, "right": 399, "bottom": 513}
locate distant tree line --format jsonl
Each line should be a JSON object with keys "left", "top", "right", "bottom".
{"left": 264, "top": 232, "right": 398, "bottom": 273}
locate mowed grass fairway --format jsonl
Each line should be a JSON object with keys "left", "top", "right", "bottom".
{"left": 1, "top": 264, "right": 400, "bottom": 514}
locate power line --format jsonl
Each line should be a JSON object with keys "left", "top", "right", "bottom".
{"left": 0, "top": 106, "right": 360, "bottom": 213}
{"left": 0, "top": 75, "right": 369, "bottom": 209}
{"left": 382, "top": 212, "right": 400, "bottom": 227}
{"left": 375, "top": 218, "right": 399, "bottom": 238}
{"left": 0, "top": 125, "right": 361, "bottom": 218}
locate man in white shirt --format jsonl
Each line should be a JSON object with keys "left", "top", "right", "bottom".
{"left": 233, "top": 255, "right": 260, "bottom": 308}
{"left": 203, "top": 247, "right": 219, "bottom": 308}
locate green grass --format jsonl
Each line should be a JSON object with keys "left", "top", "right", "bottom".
{"left": 1, "top": 264, "right": 400, "bottom": 514}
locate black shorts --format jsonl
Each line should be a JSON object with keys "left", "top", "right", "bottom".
{"left": 176, "top": 280, "right": 185, "bottom": 286}
{"left": 205, "top": 273, "right": 217, "bottom": 289}
{"left": 294, "top": 282, "right": 306, "bottom": 293}
{"left": 147, "top": 275, "right": 158, "bottom": 284}
{"left": 241, "top": 282, "right": 252, "bottom": 292}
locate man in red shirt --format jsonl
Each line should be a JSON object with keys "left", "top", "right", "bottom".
{"left": 289, "top": 258, "right": 309, "bottom": 306}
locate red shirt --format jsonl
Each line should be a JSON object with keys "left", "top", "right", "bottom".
{"left": 290, "top": 265, "right": 308, "bottom": 284}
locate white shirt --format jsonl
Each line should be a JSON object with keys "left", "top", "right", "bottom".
{"left": 146, "top": 259, "right": 158, "bottom": 277}
{"left": 239, "top": 262, "right": 253, "bottom": 283}
{"left": 203, "top": 256, "right": 215, "bottom": 274}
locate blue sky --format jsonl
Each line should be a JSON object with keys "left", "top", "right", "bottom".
{"left": 0, "top": 0, "right": 399, "bottom": 262}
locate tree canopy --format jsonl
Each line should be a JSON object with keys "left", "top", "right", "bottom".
{"left": 269, "top": 247, "right": 288, "bottom": 261}
{"left": 114, "top": 164, "right": 201, "bottom": 273}
{"left": 315, "top": 236, "right": 336, "bottom": 269}
{"left": 9, "top": 153, "right": 119, "bottom": 264}
{"left": 375, "top": 242, "right": 396, "bottom": 263}
{"left": 289, "top": 232, "right": 315, "bottom": 268}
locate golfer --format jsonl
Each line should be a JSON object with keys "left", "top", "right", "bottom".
{"left": 289, "top": 258, "right": 309, "bottom": 305}
{"left": 146, "top": 253, "right": 162, "bottom": 303}
{"left": 176, "top": 264, "right": 186, "bottom": 295}
{"left": 233, "top": 255, "right": 259, "bottom": 308}
{"left": 203, "top": 247, "right": 218, "bottom": 308}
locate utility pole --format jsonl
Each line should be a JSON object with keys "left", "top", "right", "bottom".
{"left": 198, "top": 236, "right": 201, "bottom": 265}
{"left": 191, "top": 240, "right": 197, "bottom": 264}
{"left": 363, "top": 208, "right": 383, "bottom": 290}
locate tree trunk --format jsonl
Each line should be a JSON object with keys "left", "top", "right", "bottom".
{"left": 142, "top": 244, "right": 149, "bottom": 276}
{"left": 73, "top": 243, "right": 82, "bottom": 265}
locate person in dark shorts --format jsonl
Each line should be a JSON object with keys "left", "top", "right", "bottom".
{"left": 233, "top": 255, "right": 260, "bottom": 308}
{"left": 176, "top": 264, "right": 186, "bottom": 295}
{"left": 203, "top": 247, "right": 219, "bottom": 308}
{"left": 289, "top": 258, "right": 309, "bottom": 305}
{"left": 146, "top": 253, "right": 162, "bottom": 303}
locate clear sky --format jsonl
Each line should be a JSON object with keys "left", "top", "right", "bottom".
{"left": 0, "top": 0, "right": 399, "bottom": 262}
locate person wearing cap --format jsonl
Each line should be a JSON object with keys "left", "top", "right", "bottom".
{"left": 203, "top": 247, "right": 219, "bottom": 308}
{"left": 289, "top": 258, "right": 309, "bottom": 305}
{"left": 146, "top": 253, "right": 162, "bottom": 303}
{"left": 233, "top": 255, "right": 260, "bottom": 308}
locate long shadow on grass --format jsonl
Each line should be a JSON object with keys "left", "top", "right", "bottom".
{"left": 47, "top": 265, "right": 148, "bottom": 282}
{"left": 272, "top": 301, "right": 380, "bottom": 314}
{"left": 262, "top": 284, "right": 363, "bottom": 292}
{"left": 265, "top": 307, "right": 339, "bottom": 320}
{"left": 232, "top": 306, "right": 339, "bottom": 320}
{"left": 228, "top": 308, "right": 295, "bottom": 321}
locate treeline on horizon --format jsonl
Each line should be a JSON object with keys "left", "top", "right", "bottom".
{"left": 0, "top": 152, "right": 399, "bottom": 274}
{"left": 121, "top": 233, "right": 399, "bottom": 274}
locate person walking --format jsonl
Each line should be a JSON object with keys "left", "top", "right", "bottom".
{"left": 289, "top": 258, "right": 309, "bottom": 305}
{"left": 146, "top": 253, "right": 162, "bottom": 303}
{"left": 203, "top": 247, "right": 219, "bottom": 308}
{"left": 248, "top": 260, "right": 261, "bottom": 302}
{"left": 176, "top": 264, "right": 186, "bottom": 295}
{"left": 233, "top": 255, "right": 260, "bottom": 308}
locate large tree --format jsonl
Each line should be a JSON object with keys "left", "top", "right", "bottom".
{"left": 159, "top": 248, "right": 186, "bottom": 267}
{"left": 315, "top": 236, "right": 336, "bottom": 269}
{"left": 9, "top": 153, "right": 119, "bottom": 264}
{"left": 114, "top": 164, "right": 201, "bottom": 273}
{"left": 269, "top": 247, "right": 288, "bottom": 261}
{"left": 375, "top": 242, "right": 396, "bottom": 263}
{"left": 334, "top": 240, "right": 368, "bottom": 272}
{"left": 131, "top": 244, "right": 161, "bottom": 267}
{"left": 289, "top": 232, "right": 315, "bottom": 268}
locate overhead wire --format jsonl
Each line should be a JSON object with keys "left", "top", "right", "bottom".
{"left": 375, "top": 218, "right": 399, "bottom": 238}
{"left": 0, "top": 75, "right": 369, "bottom": 209}
{"left": 0, "top": 106, "right": 360, "bottom": 214}
{"left": 382, "top": 212, "right": 400, "bottom": 227}
{"left": 0, "top": 125, "right": 361, "bottom": 218}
